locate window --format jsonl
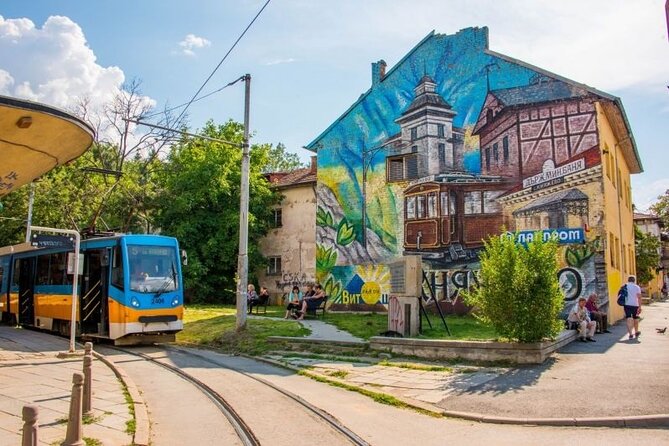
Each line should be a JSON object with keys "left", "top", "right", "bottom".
{"left": 464, "top": 191, "right": 483, "bottom": 215}
{"left": 440, "top": 191, "right": 449, "bottom": 216}
{"left": 12, "top": 260, "right": 19, "bottom": 287}
{"left": 128, "top": 245, "right": 179, "bottom": 293}
{"left": 437, "top": 124, "right": 445, "bottom": 137}
{"left": 438, "top": 143, "right": 446, "bottom": 168}
{"left": 416, "top": 195, "right": 426, "bottom": 218}
{"left": 267, "top": 256, "right": 282, "bottom": 275}
{"left": 604, "top": 144, "right": 612, "bottom": 180}
{"left": 493, "top": 143, "right": 499, "bottom": 162}
{"left": 410, "top": 127, "right": 418, "bottom": 141}
{"left": 502, "top": 136, "right": 509, "bottom": 162}
{"left": 272, "top": 209, "right": 282, "bottom": 228}
{"left": 617, "top": 168, "right": 622, "bottom": 198}
{"left": 427, "top": 192, "right": 437, "bottom": 218}
{"left": 111, "top": 246, "right": 124, "bottom": 289}
{"left": 35, "top": 253, "right": 71, "bottom": 286}
{"left": 0, "top": 264, "right": 4, "bottom": 293}
{"left": 483, "top": 191, "right": 503, "bottom": 214}
{"left": 387, "top": 155, "right": 419, "bottom": 182}
{"left": 608, "top": 233, "right": 615, "bottom": 268}
{"left": 406, "top": 196, "right": 417, "bottom": 219}
{"left": 485, "top": 148, "right": 491, "bottom": 170}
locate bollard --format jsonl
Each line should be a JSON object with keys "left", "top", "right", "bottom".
{"left": 84, "top": 342, "right": 93, "bottom": 356}
{"left": 61, "top": 373, "right": 84, "bottom": 446}
{"left": 22, "top": 405, "right": 38, "bottom": 446}
{"left": 82, "top": 355, "right": 93, "bottom": 418}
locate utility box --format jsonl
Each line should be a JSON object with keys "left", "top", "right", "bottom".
{"left": 388, "top": 295, "right": 420, "bottom": 337}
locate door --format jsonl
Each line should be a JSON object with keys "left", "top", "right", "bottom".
{"left": 17, "top": 258, "right": 35, "bottom": 326}
{"left": 449, "top": 190, "right": 462, "bottom": 243}
{"left": 80, "top": 249, "right": 109, "bottom": 334}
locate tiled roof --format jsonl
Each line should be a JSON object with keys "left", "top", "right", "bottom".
{"left": 491, "top": 80, "right": 588, "bottom": 108}
{"left": 634, "top": 212, "right": 659, "bottom": 220}
{"left": 268, "top": 166, "right": 317, "bottom": 188}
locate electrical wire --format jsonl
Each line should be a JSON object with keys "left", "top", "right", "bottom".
{"left": 173, "top": 0, "right": 271, "bottom": 125}
{"left": 144, "top": 76, "right": 245, "bottom": 119}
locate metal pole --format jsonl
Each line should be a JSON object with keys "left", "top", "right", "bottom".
{"left": 30, "top": 226, "right": 80, "bottom": 352}
{"left": 25, "top": 183, "right": 35, "bottom": 243}
{"left": 236, "top": 74, "right": 251, "bottom": 331}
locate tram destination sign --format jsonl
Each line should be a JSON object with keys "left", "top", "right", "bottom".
{"left": 31, "top": 234, "right": 74, "bottom": 249}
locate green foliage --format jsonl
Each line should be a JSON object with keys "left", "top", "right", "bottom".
{"left": 634, "top": 225, "right": 661, "bottom": 285}
{"left": 463, "top": 232, "right": 564, "bottom": 343}
{"left": 336, "top": 218, "right": 356, "bottom": 245}
{"left": 262, "top": 142, "right": 305, "bottom": 173}
{"left": 322, "top": 274, "right": 343, "bottom": 302}
{"left": 153, "top": 120, "right": 281, "bottom": 303}
{"left": 316, "top": 206, "right": 334, "bottom": 228}
{"left": 316, "top": 244, "right": 337, "bottom": 273}
{"left": 564, "top": 237, "right": 599, "bottom": 268}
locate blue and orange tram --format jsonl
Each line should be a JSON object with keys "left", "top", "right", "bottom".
{"left": 0, "top": 234, "right": 184, "bottom": 345}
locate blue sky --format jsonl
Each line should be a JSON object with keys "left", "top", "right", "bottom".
{"left": 1, "top": 0, "right": 667, "bottom": 210}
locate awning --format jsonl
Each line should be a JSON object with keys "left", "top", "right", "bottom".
{"left": 513, "top": 188, "right": 589, "bottom": 218}
{"left": 0, "top": 95, "right": 95, "bottom": 197}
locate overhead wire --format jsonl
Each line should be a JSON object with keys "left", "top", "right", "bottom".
{"left": 172, "top": 0, "right": 272, "bottom": 126}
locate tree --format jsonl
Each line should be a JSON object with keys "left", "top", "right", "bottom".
{"left": 635, "top": 225, "right": 661, "bottom": 285}
{"left": 650, "top": 190, "right": 669, "bottom": 230}
{"left": 153, "top": 120, "right": 281, "bottom": 303}
{"left": 464, "top": 232, "right": 564, "bottom": 343}
{"left": 263, "top": 142, "right": 305, "bottom": 172}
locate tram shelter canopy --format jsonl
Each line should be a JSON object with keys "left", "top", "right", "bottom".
{"left": 0, "top": 95, "right": 95, "bottom": 197}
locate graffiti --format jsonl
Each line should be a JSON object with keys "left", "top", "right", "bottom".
{"left": 388, "top": 295, "right": 405, "bottom": 334}
{"left": 0, "top": 171, "right": 18, "bottom": 191}
{"left": 275, "top": 272, "right": 314, "bottom": 290}
{"left": 558, "top": 267, "right": 583, "bottom": 302}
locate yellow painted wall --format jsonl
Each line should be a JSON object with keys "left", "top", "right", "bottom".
{"left": 598, "top": 102, "right": 635, "bottom": 321}
{"left": 256, "top": 182, "right": 317, "bottom": 303}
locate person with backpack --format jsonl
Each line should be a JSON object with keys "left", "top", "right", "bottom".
{"left": 622, "top": 275, "right": 642, "bottom": 340}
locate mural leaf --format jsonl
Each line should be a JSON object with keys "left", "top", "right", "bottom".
{"left": 323, "top": 274, "right": 343, "bottom": 303}
{"left": 316, "top": 206, "right": 334, "bottom": 228}
{"left": 336, "top": 218, "right": 356, "bottom": 246}
{"left": 565, "top": 248, "right": 582, "bottom": 268}
{"left": 316, "top": 244, "right": 337, "bottom": 272}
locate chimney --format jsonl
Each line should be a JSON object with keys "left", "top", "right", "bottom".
{"left": 310, "top": 156, "right": 317, "bottom": 173}
{"left": 371, "top": 59, "right": 387, "bottom": 86}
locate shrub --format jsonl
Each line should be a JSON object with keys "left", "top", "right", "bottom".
{"left": 464, "top": 232, "right": 564, "bottom": 343}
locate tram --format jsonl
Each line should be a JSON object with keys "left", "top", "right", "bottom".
{"left": 0, "top": 234, "right": 183, "bottom": 345}
{"left": 403, "top": 178, "right": 508, "bottom": 264}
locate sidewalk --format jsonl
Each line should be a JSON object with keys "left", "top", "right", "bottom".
{"left": 271, "top": 301, "right": 669, "bottom": 426}
{"left": 0, "top": 326, "right": 133, "bottom": 446}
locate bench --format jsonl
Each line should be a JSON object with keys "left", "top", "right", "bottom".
{"left": 305, "top": 296, "right": 328, "bottom": 318}
{"left": 249, "top": 295, "right": 269, "bottom": 314}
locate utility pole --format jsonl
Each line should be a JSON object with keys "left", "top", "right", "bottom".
{"left": 236, "top": 74, "right": 251, "bottom": 331}
{"left": 25, "top": 183, "right": 35, "bottom": 243}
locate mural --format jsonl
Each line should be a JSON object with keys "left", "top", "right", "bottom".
{"left": 308, "top": 27, "right": 612, "bottom": 311}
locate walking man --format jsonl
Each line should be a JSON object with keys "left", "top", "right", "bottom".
{"left": 624, "top": 276, "right": 642, "bottom": 340}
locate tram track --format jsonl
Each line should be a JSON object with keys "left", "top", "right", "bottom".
{"left": 106, "top": 344, "right": 370, "bottom": 446}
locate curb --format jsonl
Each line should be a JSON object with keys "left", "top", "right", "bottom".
{"left": 248, "top": 353, "right": 669, "bottom": 429}
{"left": 93, "top": 351, "right": 151, "bottom": 446}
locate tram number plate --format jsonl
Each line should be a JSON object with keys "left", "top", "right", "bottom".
{"left": 152, "top": 296, "right": 165, "bottom": 304}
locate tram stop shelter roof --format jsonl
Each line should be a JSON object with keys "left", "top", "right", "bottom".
{"left": 0, "top": 95, "right": 95, "bottom": 197}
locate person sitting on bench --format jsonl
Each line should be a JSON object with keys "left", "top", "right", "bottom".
{"left": 585, "top": 292, "right": 610, "bottom": 333}
{"left": 284, "top": 285, "right": 303, "bottom": 319}
{"left": 295, "top": 284, "right": 325, "bottom": 320}
{"left": 568, "top": 297, "right": 597, "bottom": 342}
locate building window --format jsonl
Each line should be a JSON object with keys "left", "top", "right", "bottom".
{"left": 267, "top": 256, "right": 282, "bottom": 275}
{"left": 502, "top": 136, "right": 509, "bottom": 163}
{"left": 464, "top": 191, "right": 483, "bottom": 215}
{"left": 493, "top": 143, "right": 499, "bottom": 163}
{"left": 410, "top": 127, "right": 418, "bottom": 141}
{"left": 406, "top": 196, "right": 417, "bottom": 219}
{"left": 437, "top": 124, "right": 445, "bottom": 137}
{"left": 440, "top": 191, "right": 449, "bottom": 216}
{"left": 485, "top": 148, "right": 491, "bottom": 170}
{"left": 438, "top": 143, "right": 446, "bottom": 168}
{"left": 272, "top": 209, "right": 282, "bottom": 228}
{"left": 387, "top": 154, "right": 419, "bottom": 182}
{"left": 483, "top": 191, "right": 503, "bottom": 214}
{"left": 604, "top": 144, "right": 612, "bottom": 180}
{"left": 617, "top": 168, "right": 622, "bottom": 198}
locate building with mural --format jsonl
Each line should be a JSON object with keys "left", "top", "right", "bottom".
{"left": 255, "top": 158, "right": 317, "bottom": 304}
{"left": 305, "top": 27, "right": 642, "bottom": 320}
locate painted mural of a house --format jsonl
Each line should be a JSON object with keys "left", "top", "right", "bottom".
{"left": 306, "top": 27, "right": 642, "bottom": 320}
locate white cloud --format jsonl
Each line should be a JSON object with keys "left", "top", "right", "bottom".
{"left": 265, "top": 57, "right": 296, "bottom": 66}
{"left": 0, "top": 15, "right": 125, "bottom": 111}
{"left": 178, "top": 33, "right": 211, "bottom": 57}
{"left": 633, "top": 178, "right": 669, "bottom": 212}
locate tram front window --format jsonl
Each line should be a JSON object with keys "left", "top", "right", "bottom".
{"left": 128, "top": 245, "right": 179, "bottom": 293}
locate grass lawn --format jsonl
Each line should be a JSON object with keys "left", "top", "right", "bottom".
{"left": 177, "top": 305, "right": 309, "bottom": 355}
{"left": 250, "top": 305, "right": 497, "bottom": 341}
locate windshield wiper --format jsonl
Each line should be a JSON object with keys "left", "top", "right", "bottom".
{"left": 154, "top": 263, "right": 177, "bottom": 298}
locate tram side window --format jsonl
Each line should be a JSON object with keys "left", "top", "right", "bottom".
{"left": 0, "top": 264, "right": 4, "bottom": 292}
{"left": 464, "top": 191, "right": 483, "bottom": 215}
{"left": 483, "top": 191, "right": 503, "bottom": 214}
{"left": 12, "top": 260, "right": 20, "bottom": 288}
{"left": 406, "top": 196, "right": 416, "bottom": 220}
{"left": 35, "top": 253, "right": 71, "bottom": 286}
{"left": 440, "top": 192, "right": 449, "bottom": 216}
{"left": 416, "top": 195, "right": 426, "bottom": 218}
{"left": 427, "top": 192, "right": 437, "bottom": 218}
{"left": 111, "top": 247, "right": 124, "bottom": 289}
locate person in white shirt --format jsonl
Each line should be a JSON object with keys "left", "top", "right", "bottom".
{"left": 624, "top": 275, "right": 642, "bottom": 340}
{"left": 568, "top": 297, "right": 597, "bottom": 342}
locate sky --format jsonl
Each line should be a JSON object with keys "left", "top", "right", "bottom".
{"left": 1, "top": 0, "right": 667, "bottom": 211}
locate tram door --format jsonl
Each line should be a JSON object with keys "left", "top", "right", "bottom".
{"left": 449, "top": 190, "right": 462, "bottom": 243}
{"left": 17, "top": 258, "right": 35, "bottom": 325}
{"left": 80, "top": 249, "right": 109, "bottom": 335}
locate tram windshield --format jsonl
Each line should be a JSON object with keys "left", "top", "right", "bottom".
{"left": 128, "top": 245, "right": 179, "bottom": 294}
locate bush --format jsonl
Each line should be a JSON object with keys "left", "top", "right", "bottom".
{"left": 464, "top": 232, "right": 564, "bottom": 343}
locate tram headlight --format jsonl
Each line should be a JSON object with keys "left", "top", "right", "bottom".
{"left": 130, "top": 296, "right": 140, "bottom": 308}
{"left": 171, "top": 297, "right": 179, "bottom": 307}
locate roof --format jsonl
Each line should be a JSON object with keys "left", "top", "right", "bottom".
{"left": 267, "top": 166, "right": 317, "bottom": 188}
{"left": 490, "top": 79, "right": 587, "bottom": 108}
{"left": 513, "top": 188, "right": 588, "bottom": 216}
{"left": 634, "top": 212, "right": 660, "bottom": 221}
